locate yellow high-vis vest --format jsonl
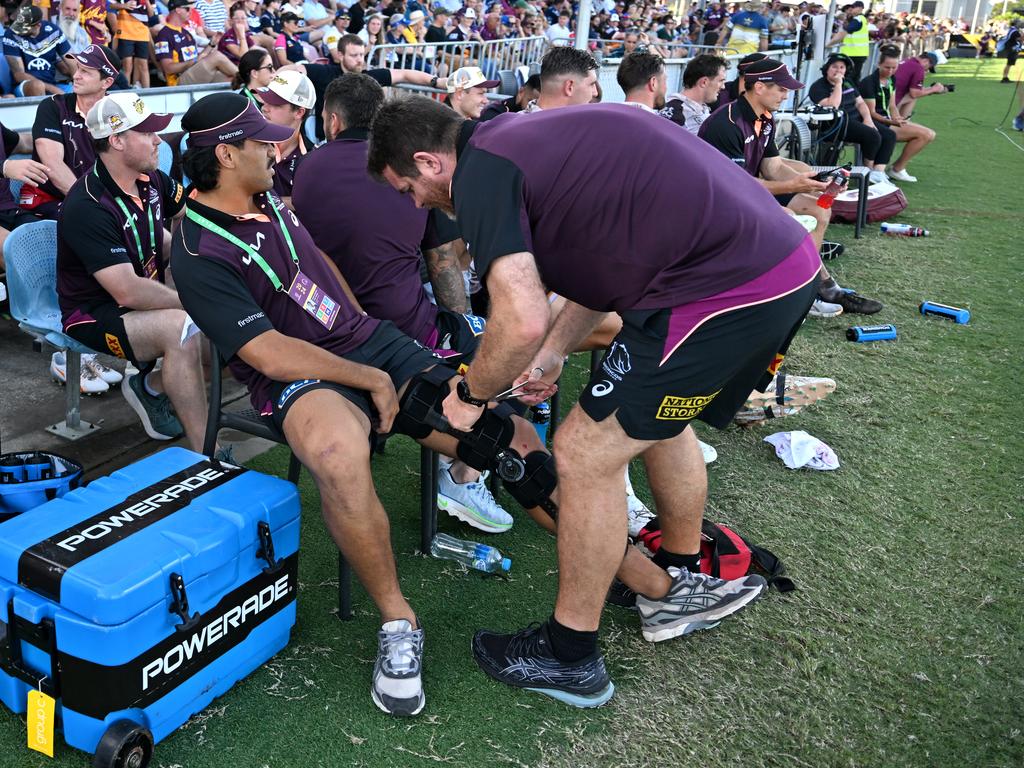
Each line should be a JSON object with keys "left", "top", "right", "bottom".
{"left": 841, "top": 14, "right": 870, "bottom": 57}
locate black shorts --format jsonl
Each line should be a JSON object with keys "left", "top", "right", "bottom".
{"left": 64, "top": 302, "right": 144, "bottom": 364}
{"left": 774, "top": 193, "right": 797, "bottom": 207}
{"left": 0, "top": 208, "right": 39, "bottom": 232}
{"left": 117, "top": 39, "right": 150, "bottom": 58}
{"left": 434, "top": 308, "right": 485, "bottom": 362}
{"left": 1008, "top": 50, "right": 1019, "bottom": 66}
{"left": 577, "top": 279, "right": 818, "bottom": 441}
{"left": 269, "top": 320, "right": 442, "bottom": 433}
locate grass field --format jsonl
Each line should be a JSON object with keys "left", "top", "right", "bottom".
{"left": 2, "top": 58, "right": 1022, "bottom": 768}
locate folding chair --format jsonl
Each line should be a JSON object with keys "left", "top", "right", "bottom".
{"left": 5, "top": 220, "right": 101, "bottom": 440}
{"left": 202, "top": 341, "right": 443, "bottom": 621}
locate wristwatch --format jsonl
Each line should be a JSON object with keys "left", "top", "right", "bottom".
{"left": 456, "top": 379, "right": 488, "bottom": 407}
{"left": 430, "top": 75, "right": 439, "bottom": 89}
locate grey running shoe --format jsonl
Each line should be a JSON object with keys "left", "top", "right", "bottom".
{"left": 121, "top": 373, "right": 183, "bottom": 440}
{"left": 472, "top": 622, "right": 614, "bottom": 708}
{"left": 372, "top": 619, "right": 425, "bottom": 716}
{"left": 636, "top": 567, "right": 767, "bottom": 642}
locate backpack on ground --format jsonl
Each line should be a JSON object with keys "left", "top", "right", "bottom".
{"left": 635, "top": 518, "right": 795, "bottom": 592}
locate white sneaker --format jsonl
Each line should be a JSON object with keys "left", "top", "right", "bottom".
{"left": 698, "top": 440, "right": 718, "bottom": 465}
{"left": 84, "top": 354, "right": 123, "bottom": 385}
{"left": 887, "top": 168, "right": 917, "bottom": 182}
{"left": 50, "top": 351, "right": 109, "bottom": 394}
{"left": 437, "top": 465, "right": 513, "bottom": 533}
{"left": 0, "top": 281, "right": 6, "bottom": 303}
{"left": 372, "top": 619, "right": 425, "bottom": 716}
{"left": 807, "top": 298, "right": 843, "bottom": 318}
{"left": 867, "top": 170, "right": 888, "bottom": 184}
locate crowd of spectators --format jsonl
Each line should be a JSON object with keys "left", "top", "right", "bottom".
{"left": 0, "top": 0, "right": 1016, "bottom": 98}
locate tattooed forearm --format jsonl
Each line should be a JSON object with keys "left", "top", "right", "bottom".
{"left": 425, "top": 240, "right": 469, "bottom": 313}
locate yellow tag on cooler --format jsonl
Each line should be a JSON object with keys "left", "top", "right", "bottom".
{"left": 27, "top": 689, "right": 55, "bottom": 757}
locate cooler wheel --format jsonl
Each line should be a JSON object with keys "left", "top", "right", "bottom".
{"left": 92, "top": 720, "right": 154, "bottom": 768}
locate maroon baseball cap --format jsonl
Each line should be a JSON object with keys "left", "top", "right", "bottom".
{"left": 65, "top": 44, "right": 121, "bottom": 80}
{"left": 184, "top": 94, "right": 295, "bottom": 147}
{"left": 742, "top": 58, "right": 804, "bottom": 90}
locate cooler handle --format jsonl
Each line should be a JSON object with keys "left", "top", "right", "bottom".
{"left": 0, "top": 600, "right": 60, "bottom": 696}
{"left": 257, "top": 521, "right": 282, "bottom": 574}
{"left": 168, "top": 573, "right": 200, "bottom": 632}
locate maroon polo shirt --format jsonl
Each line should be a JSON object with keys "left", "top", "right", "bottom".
{"left": 31, "top": 93, "right": 97, "bottom": 199}
{"left": 271, "top": 133, "right": 312, "bottom": 199}
{"left": 57, "top": 157, "right": 186, "bottom": 323}
{"left": 452, "top": 105, "right": 807, "bottom": 313}
{"left": 698, "top": 94, "right": 779, "bottom": 177}
{"left": 292, "top": 128, "right": 456, "bottom": 345}
{"left": 172, "top": 192, "right": 378, "bottom": 414}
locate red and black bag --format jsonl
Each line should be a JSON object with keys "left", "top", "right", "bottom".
{"left": 636, "top": 518, "right": 795, "bottom": 592}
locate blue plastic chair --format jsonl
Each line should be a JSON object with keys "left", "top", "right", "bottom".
{"left": 5, "top": 220, "right": 101, "bottom": 439}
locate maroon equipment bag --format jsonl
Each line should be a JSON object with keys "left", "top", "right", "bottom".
{"left": 830, "top": 181, "right": 908, "bottom": 224}
{"left": 636, "top": 519, "right": 795, "bottom": 592}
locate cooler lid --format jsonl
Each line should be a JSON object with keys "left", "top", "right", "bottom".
{"left": 0, "top": 448, "right": 299, "bottom": 626}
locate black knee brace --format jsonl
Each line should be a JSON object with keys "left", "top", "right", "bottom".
{"left": 395, "top": 367, "right": 559, "bottom": 519}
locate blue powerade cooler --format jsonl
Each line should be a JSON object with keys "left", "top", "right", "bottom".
{"left": 0, "top": 448, "right": 300, "bottom": 767}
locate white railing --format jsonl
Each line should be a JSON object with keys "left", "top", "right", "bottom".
{"left": 366, "top": 35, "right": 549, "bottom": 77}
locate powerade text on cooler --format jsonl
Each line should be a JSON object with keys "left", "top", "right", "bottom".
{"left": 920, "top": 301, "right": 970, "bottom": 324}
{"left": 846, "top": 324, "right": 897, "bottom": 342}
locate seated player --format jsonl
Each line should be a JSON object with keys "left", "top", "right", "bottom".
{"left": 292, "top": 73, "right": 512, "bottom": 534}
{"left": 57, "top": 93, "right": 206, "bottom": 446}
{"left": 258, "top": 69, "right": 316, "bottom": 207}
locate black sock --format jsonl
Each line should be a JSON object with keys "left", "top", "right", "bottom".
{"left": 818, "top": 277, "right": 842, "bottom": 302}
{"left": 545, "top": 616, "right": 598, "bottom": 662}
{"left": 652, "top": 547, "right": 700, "bottom": 573}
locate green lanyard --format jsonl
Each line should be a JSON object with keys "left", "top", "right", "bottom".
{"left": 114, "top": 197, "right": 156, "bottom": 269}
{"left": 241, "top": 87, "right": 260, "bottom": 106}
{"left": 185, "top": 199, "right": 299, "bottom": 292}
{"left": 879, "top": 78, "right": 893, "bottom": 118}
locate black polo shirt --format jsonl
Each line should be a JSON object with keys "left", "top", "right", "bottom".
{"left": 858, "top": 71, "right": 894, "bottom": 119}
{"left": 808, "top": 77, "right": 859, "bottom": 118}
{"left": 56, "top": 158, "right": 185, "bottom": 322}
{"left": 452, "top": 105, "right": 806, "bottom": 313}
{"left": 698, "top": 94, "right": 778, "bottom": 177}
{"left": 32, "top": 93, "right": 96, "bottom": 199}
{"left": 292, "top": 128, "right": 457, "bottom": 345}
{"left": 305, "top": 64, "right": 393, "bottom": 140}
{"left": 172, "top": 192, "right": 378, "bottom": 414}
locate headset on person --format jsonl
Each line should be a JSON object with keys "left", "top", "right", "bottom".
{"left": 821, "top": 52, "right": 856, "bottom": 80}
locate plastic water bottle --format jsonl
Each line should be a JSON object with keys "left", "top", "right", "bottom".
{"left": 429, "top": 532, "right": 511, "bottom": 574}
{"left": 816, "top": 169, "right": 849, "bottom": 209}
{"left": 880, "top": 222, "right": 929, "bottom": 237}
{"left": 530, "top": 401, "right": 550, "bottom": 444}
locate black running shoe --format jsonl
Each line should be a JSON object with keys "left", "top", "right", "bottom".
{"left": 835, "top": 290, "right": 883, "bottom": 315}
{"left": 820, "top": 241, "right": 845, "bottom": 260}
{"left": 605, "top": 579, "right": 638, "bottom": 610}
{"left": 472, "top": 622, "right": 615, "bottom": 708}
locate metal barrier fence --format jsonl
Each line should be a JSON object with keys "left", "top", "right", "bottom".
{"left": 366, "top": 36, "right": 549, "bottom": 77}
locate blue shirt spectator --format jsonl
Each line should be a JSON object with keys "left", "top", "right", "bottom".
{"left": 3, "top": 6, "right": 72, "bottom": 95}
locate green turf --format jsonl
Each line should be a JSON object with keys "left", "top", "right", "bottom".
{"left": 2, "top": 58, "right": 1022, "bottom": 768}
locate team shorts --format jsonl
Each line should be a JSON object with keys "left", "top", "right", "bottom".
{"left": 433, "top": 308, "right": 485, "bottom": 361}
{"left": 269, "top": 320, "right": 444, "bottom": 433}
{"left": 116, "top": 39, "right": 150, "bottom": 58}
{"left": 63, "top": 302, "right": 144, "bottom": 365}
{"left": 577, "top": 278, "right": 818, "bottom": 442}
{"left": 1007, "top": 49, "right": 1019, "bottom": 66}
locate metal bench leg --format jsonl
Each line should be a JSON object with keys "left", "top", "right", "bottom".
{"left": 337, "top": 553, "right": 353, "bottom": 621}
{"left": 287, "top": 452, "right": 301, "bottom": 484}
{"left": 47, "top": 350, "right": 100, "bottom": 440}
{"left": 420, "top": 447, "right": 437, "bottom": 553}
{"left": 855, "top": 174, "right": 867, "bottom": 238}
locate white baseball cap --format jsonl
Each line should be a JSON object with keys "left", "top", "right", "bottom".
{"left": 463, "top": 7, "right": 477, "bottom": 19}
{"left": 86, "top": 93, "right": 172, "bottom": 139}
{"left": 448, "top": 66, "right": 500, "bottom": 92}
{"left": 259, "top": 70, "right": 316, "bottom": 110}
